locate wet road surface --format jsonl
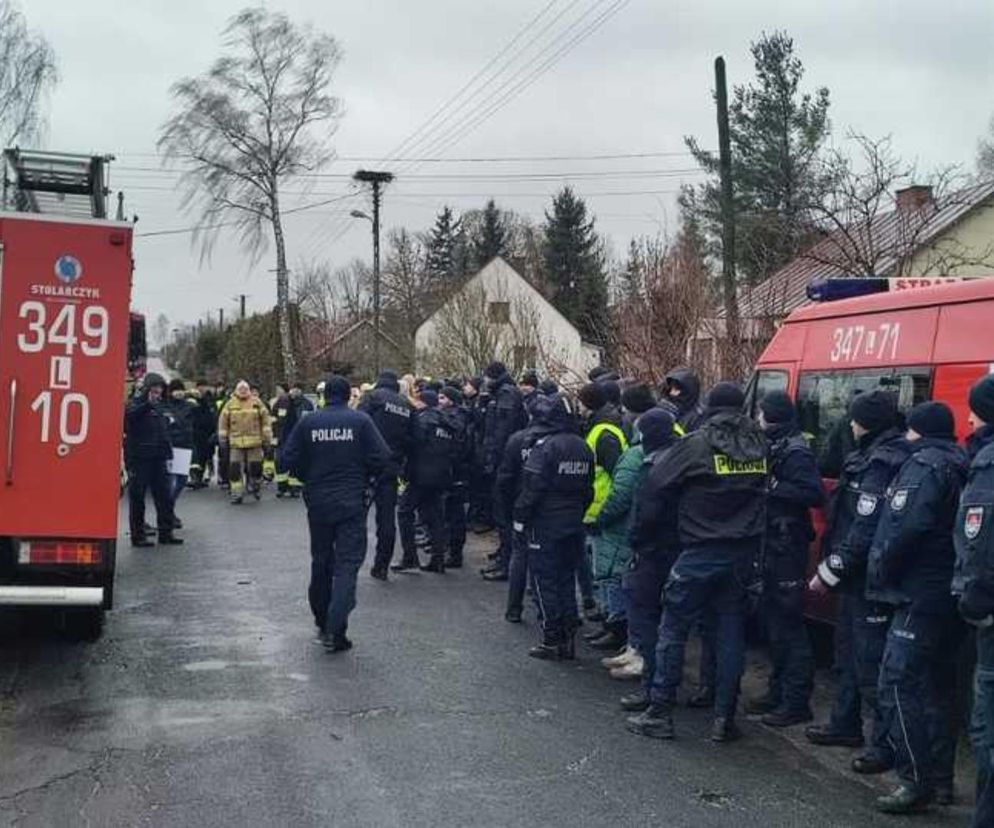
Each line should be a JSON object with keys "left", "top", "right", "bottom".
{"left": 0, "top": 488, "right": 970, "bottom": 826}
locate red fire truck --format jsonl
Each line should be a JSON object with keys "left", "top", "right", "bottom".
{"left": 0, "top": 149, "right": 133, "bottom": 638}
{"left": 749, "top": 276, "right": 994, "bottom": 623}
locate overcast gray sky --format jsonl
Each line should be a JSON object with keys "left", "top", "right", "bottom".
{"left": 25, "top": 0, "right": 994, "bottom": 331}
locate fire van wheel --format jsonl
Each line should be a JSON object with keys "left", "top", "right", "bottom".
{"left": 61, "top": 607, "right": 105, "bottom": 642}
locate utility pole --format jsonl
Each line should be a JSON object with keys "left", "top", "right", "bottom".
{"left": 219, "top": 308, "right": 224, "bottom": 331}
{"left": 234, "top": 294, "right": 247, "bottom": 321}
{"left": 715, "top": 56, "right": 740, "bottom": 377}
{"left": 353, "top": 169, "right": 394, "bottom": 376}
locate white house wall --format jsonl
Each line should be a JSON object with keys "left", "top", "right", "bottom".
{"left": 415, "top": 258, "right": 600, "bottom": 383}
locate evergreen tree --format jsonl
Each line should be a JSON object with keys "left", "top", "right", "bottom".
{"left": 684, "top": 31, "right": 833, "bottom": 286}
{"left": 471, "top": 199, "right": 508, "bottom": 269}
{"left": 425, "top": 205, "right": 461, "bottom": 282}
{"left": 541, "top": 187, "right": 609, "bottom": 343}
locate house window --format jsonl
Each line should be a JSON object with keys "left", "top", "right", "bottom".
{"left": 513, "top": 345, "right": 537, "bottom": 371}
{"left": 488, "top": 301, "right": 511, "bottom": 324}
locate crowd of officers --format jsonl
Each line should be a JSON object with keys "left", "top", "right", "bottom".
{"left": 122, "top": 361, "right": 994, "bottom": 822}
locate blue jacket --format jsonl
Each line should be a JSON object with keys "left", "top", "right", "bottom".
{"left": 866, "top": 437, "right": 968, "bottom": 613}
{"left": 513, "top": 425, "right": 594, "bottom": 537}
{"left": 954, "top": 426, "right": 994, "bottom": 622}
{"left": 765, "top": 426, "right": 824, "bottom": 572}
{"left": 283, "top": 401, "right": 389, "bottom": 519}
{"left": 817, "top": 427, "right": 912, "bottom": 591}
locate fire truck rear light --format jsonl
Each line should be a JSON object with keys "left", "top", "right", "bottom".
{"left": 18, "top": 541, "right": 103, "bottom": 566}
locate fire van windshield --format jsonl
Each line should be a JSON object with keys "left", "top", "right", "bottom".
{"left": 796, "top": 366, "right": 933, "bottom": 477}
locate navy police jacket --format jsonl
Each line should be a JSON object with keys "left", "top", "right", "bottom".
{"left": 283, "top": 401, "right": 389, "bottom": 518}
{"left": 817, "top": 427, "right": 912, "bottom": 591}
{"left": 954, "top": 426, "right": 994, "bottom": 623}
{"left": 495, "top": 424, "right": 540, "bottom": 524}
{"left": 482, "top": 373, "right": 526, "bottom": 474}
{"left": 358, "top": 385, "right": 414, "bottom": 476}
{"left": 513, "top": 426, "right": 594, "bottom": 536}
{"left": 407, "top": 406, "right": 456, "bottom": 490}
{"left": 642, "top": 409, "right": 768, "bottom": 548}
{"left": 629, "top": 437, "right": 682, "bottom": 565}
{"left": 866, "top": 437, "right": 968, "bottom": 613}
{"left": 765, "top": 426, "right": 824, "bottom": 566}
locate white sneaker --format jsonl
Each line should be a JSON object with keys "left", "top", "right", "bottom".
{"left": 610, "top": 655, "right": 644, "bottom": 681}
{"left": 601, "top": 645, "right": 636, "bottom": 669}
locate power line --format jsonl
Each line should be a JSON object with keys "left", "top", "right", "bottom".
{"left": 117, "top": 149, "right": 701, "bottom": 164}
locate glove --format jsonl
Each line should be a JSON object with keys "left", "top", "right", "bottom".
{"left": 959, "top": 595, "right": 994, "bottom": 628}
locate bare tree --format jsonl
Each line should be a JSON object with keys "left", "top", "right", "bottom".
{"left": 158, "top": 6, "right": 342, "bottom": 381}
{"left": 0, "top": 0, "right": 57, "bottom": 145}
{"left": 294, "top": 258, "right": 371, "bottom": 324}
{"left": 799, "top": 133, "right": 994, "bottom": 278}
{"left": 978, "top": 115, "right": 994, "bottom": 181}
{"left": 381, "top": 228, "right": 432, "bottom": 349}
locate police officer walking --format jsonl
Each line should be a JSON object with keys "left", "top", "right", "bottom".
{"left": 282, "top": 375, "right": 389, "bottom": 652}
{"left": 396, "top": 389, "right": 456, "bottom": 573}
{"left": 627, "top": 382, "right": 767, "bottom": 743}
{"left": 746, "top": 391, "right": 824, "bottom": 727}
{"left": 865, "top": 401, "right": 968, "bottom": 814}
{"left": 359, "top": 370, "right": 415, "bottom": 580}
{"left": 513, "top": 394, "right": 594, "bottom": 660}
{"left": 806, "top": 391, "right": 912, "bottom": 776}
{"left": 954, "top": 375, "right": 994, "bottom": 828}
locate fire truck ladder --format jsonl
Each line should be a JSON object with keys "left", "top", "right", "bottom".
{"left": 1, "top": 148, "right": 113, "bottom": 219}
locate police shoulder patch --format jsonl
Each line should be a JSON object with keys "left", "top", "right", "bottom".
{"left": 965, "top": 506, "right": 985, "bottom": 540}
{"left": 857, "top": 493, "right": 878, "bottom": 516}
{"left": 890, "top": 488, "right": 909, "bottom": 512}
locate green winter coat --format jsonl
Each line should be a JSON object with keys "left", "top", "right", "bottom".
{"left": 592, "top": 443, "right": 645, "bottom": 579}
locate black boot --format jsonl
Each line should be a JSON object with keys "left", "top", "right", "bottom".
{"left": 804, "top": 723, "right": 863, "bottom": 747}
{"left": 391, "top": 558, "right": 419, "bottom": 572}
{"left": 323, "top": 633, "right": 353, "bottom": 653}
{"left": 626, "top": 703, "right": 674, "bottom": 739}
{"left": 558, "top": 629, "right": 576, "bottom": 660}
{"left": 482, "top": 567, "right": 508, "bottom": 582}
{"left": 131, "top": 536, "right": 155, "bottom": 548}
{"left": 420, "top": 559, "right": 445, "bottom": 573}
{"left": 620, "top": 690, "right": 650, "bottom": 712}
{"left": 444, "top": 554, "right": 463, "bottom": 569}
{"left": 370, "top": 566, "right": 388, "bottom": 581}
{"left": 711, "top": 716, "right": 742, "bottom": 743}
{"left": 588, "top": 621, "right": 627, "bottom": 651}
{"left": 528, "top": 630, "right": 563, "bottom": 661}
{"left": 876, "top": 786, "right": 932, "bottom": 815}
{"left": 158, "top": 533, "right": 184, "bottom": 546}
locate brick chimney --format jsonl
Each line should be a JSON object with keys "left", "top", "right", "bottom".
{"left": 896, "top": 185, "right": 934, "bottom": 213}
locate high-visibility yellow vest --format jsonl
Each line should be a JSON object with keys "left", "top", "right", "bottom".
{"left": 584, "top": 422, "right": 628, "bottom": 523}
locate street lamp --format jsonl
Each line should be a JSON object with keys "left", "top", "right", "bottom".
{"left": 352, "top": 169, "right": 394, "bottom": 377}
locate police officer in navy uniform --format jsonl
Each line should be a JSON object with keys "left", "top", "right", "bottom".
{"left": 954, "top": 375, "right": 994, "bottom": 828}
{"left": 513, "top": 394, "right": 594, "bottom": 660}
{"left": 396, "top": 389, "right": 456, "bottom": 573}
{"left": 481, "top": 361, "right": 527, "bottom": 578}
{"left": 440, "top": 385, "right": 472, "bottom": 569}
{"left": 866, "top": 401, "right": 968, "bottom": 814}
{"left": 125, "top": 373, "right": 183, "bottom": 547}
{"left": 745, "top": 391, "right": 824, "bottom": 727}
{"left": 496, "top": 395, "right": 548, "bottom": 623}
{"left": 806, "top": 391, "right": 913, "bottom": 776}
{"left": 359, "top": 370, "right": 415, "bottom": 580}
{"left": 283, "top": 375, "right": 390, "bottom": 652}
{"left": 627, "top": 382, "right": 767, "bottom": 743}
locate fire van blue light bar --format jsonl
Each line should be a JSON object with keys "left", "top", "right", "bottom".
{"left": 806, "top": 278, "right": 891, "bottom": 302}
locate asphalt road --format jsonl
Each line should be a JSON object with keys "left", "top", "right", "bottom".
{"left": 0, "top": 487, "right": 970, "bottom": 827}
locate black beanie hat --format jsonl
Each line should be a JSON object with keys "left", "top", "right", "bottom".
{"left": 969, "top": 375, "right": 994, "bottom": 424}
{"left": 848, "top": 390, "right": 898, "bottom": 433}
{"left": 760, "top": 390, "right": 795, "bottom": 425}
{"left": 441, "top": 385, "right": 463, "bottom": 405}
{"left": 520, "top": 370, "right": 539, "bottom": 389}
{"left": 324, "top": 374, "right": 351, "bottom": 404}
{"left": 376, "top": 371, "right": 400, "bottom": 392}
{"left": 167, "top": 378, "right": 186, "bottom": 395}
{"left": 638, "top": 408, "right": 675, "bottom": 453}
{"left": 588, "top": 366, "right": 609, "bottom": 381}
{"left": 578, "top": 382, "right": 607, "bottom": 412}
{"left": 908, "top": 401, "right": 955, "bottom": 439}
{"left": 485, "top": 361, "right": 507, "bottom": 380}
{"left": 420, "top": 389, "right": 439, "bottom": 408}
{"left": 706, "top": 381, "right": 745, "bottom": 411}
{"left": 621, "top": 383, "right": 655, "bottom": 414}
{"left": 600, "top": 379, "right": 621, "bottom": 406}
{"left": 539, "top": 379, "right": 559, "bottom": 396}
